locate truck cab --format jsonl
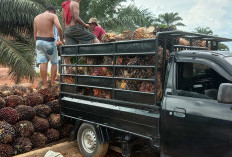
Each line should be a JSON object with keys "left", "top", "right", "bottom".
{"left": 161, "top": 50, "right": 232, "bottom": 157}
{"left": 59, "top": 31, "right": 232, "bottom": 157}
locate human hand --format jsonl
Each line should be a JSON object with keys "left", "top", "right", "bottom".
{"left": 55, "top": 41, "right": 62, "bottom": 46}
{"left": 84, "top": 24, "right": 90, "bottom": 28}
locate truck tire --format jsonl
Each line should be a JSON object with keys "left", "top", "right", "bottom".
{"left": 77, "top": 123, "right": 108, "bottom": 157}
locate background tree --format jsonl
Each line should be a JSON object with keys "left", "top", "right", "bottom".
{"left": 101, "top": 5, "right": 155, "bottom": 32}
{"left": 155, "top": 12, "right": 185, "bottom": 27}
{"left": 0, "top": 0, "right": 43, "bottom": 83}
{"left": 193, "top": 26, "right": 229, "bottom": 51}
{"left": 194, "top": 27, "right": 213, "bottom": 35}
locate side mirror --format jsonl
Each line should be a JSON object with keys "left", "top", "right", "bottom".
{"left": 217, "top": 83, "right": 232, "bottom": 104}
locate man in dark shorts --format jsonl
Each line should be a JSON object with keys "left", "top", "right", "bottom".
{"left": 34, "top": 6, "right": 63, "bottom": 88}
{"left": 62, "top": 0, "right": 99, "bottom": 73}
{"left": 62, "top": 0, "right": 100, "bottom": 45}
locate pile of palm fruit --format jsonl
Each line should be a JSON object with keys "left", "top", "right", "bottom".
{"left": 0, "top": 85, "right": 74, "bottom": 157}
{"left": 102, "top": 26, "right": 208, "bottom": 49}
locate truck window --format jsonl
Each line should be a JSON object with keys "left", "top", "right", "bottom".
{"left": 176, "top": 62, "right": 229, "bottom": 100}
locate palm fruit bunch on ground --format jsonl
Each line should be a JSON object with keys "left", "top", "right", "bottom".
{"left": 0, "top": 85, "right": 74, "bottom": 156}
{"left": 0, "top": 85, "right": 14, "bottom": 97}
{"left": 0, "top": 144, "right": 14, "bottom": 157}
{"left": 5, "top": 95, "right": 23, "bottom": 108}
{"left": 14, "top": 137, "right": 32, "bottom": 154}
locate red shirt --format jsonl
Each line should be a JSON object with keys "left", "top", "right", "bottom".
{"left": 94, "top": 26, "right": 106, "bottom": 42}
{"left": 62, "top": 1, "right": 71, "bottom": 25}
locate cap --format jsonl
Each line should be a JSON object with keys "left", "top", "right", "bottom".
{"left": 87, "top": 18, "right": 98, "bottom": 26}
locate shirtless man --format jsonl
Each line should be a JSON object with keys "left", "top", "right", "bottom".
{"left": 34, "top": 6, "right": 63, "bottom": 88}
{"left": 62, "top": 0, "right": 100, "bottom": 45}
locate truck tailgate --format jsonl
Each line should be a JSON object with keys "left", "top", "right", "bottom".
{"left": 60, "top": 97, "right": 160, "bottom": 141}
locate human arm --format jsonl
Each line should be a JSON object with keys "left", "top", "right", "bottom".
{"left": 54, "top": 15, "right": 64, "bottom": 43}
{"left": 33, "top": 20, "right": 37, "bottom": 44}
{"left": 62, "top": 8, "right": 66, "bottom": 32}
{"left": 72, "top": 3, "right": 89, "bottom": 28}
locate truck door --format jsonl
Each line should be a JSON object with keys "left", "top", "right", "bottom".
{"left": 161, "top": 60, "right": 232, "bottom": 157}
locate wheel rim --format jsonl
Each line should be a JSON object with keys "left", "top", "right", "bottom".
{"left": 81, "top": 129, "right": 97, "bottom": 153}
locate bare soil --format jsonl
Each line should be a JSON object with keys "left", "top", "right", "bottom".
{"left": 0, "top": 67, "right": 40, "bottom": 88}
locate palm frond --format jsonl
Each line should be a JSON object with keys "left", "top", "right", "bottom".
{"left": 174, "top": 22, "right": 185, "bottom": 26}
{"left": 155, "top": 12, "right": 185, "bottom": 27}
{"left": 0, "top": 0, "right": 42, "bottom": 32}
{"left": 101, "top": 5, "right": 155, "bottom": 32}
{"left": 0, "top": 36, "right": 36, "bottom": 83}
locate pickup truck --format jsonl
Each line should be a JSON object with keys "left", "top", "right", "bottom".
{"left": 59, "top": 31, "right": 232, "bottom": 157}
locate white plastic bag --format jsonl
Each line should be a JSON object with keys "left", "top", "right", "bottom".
{"left": 44, "top": 150, "right": 63, "bottom": 157}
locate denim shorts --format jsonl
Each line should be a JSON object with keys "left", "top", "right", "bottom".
{"left": 36, "top": 40, "right": 58, "bottom": 65}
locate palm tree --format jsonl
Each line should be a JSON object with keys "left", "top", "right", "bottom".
{"left": 0, "top": 0, "right": 63, "bottom": 83}
{"left": 0, "top": 0, "right": 155, "bottom": 82}
{"left": 193, "top": 26, "right": 229, "bottom": 51}
{"left": 79, "top": 0, "right": 155, "bottom": 32}
{"left": 194, "top": 27, "right": 213, "bottom": 35}
{"left": 101, "top": 5, "right": 155, "bottom": 32}
{"left": 156, "top": 12, "right": 185, "bottom": 27}
{"left": 0, "top": 0, "right": 44, "bottom": 83}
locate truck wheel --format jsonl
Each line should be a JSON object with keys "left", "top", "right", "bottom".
{"left": 77, "top": 123, "right": 108, "bottom": 157}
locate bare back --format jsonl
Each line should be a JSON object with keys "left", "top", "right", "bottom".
{"left": 69, "top": 1, "right": 80, "bottom": 27}
{"left": 34, "top": 12, "right": 55, "bottom": 38}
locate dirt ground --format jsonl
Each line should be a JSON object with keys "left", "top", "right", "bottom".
{"left": 0, "top": 67, "right": 40, "bottom": 88}
{"left": 60, "top": 143, "right": 158, "bottom": 157}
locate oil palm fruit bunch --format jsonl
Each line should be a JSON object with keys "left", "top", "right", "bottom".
{"left": 62, "top": 76, "right": 75, "bottom": 84}
{"left": 13, "top": 137, "right": 32, "bottom": 154}
{"left": 0, "top": 107, "right": 19, "bottom": 124}
{"left": 5, "top": 95, "right": 23, "bottom": 108}
{"left": 31, "top": 132, "right": 47, "bottom": 148}
{"left": 139, "top": 82, "right": 155, "bottom": 93}
{"left": 0, "top": 144, "right": 14, "bottom": 157}
{"left": 133, "top": 27, "right": 155, "bottom": 40}
{"left": 0, "top": 121, "right": 16, "bottom": 144}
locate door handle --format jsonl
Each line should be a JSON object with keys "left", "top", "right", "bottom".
{"left": 173, "top": 108, "right": 186, "bottom": 118}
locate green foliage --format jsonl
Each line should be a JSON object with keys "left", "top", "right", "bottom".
{"left": 194, "top": 27, "right": 213, "bottom": 35}
{"left": 219, "top": 43, "right": 230, "bottom": 51}
{"left": 0, "top": 36, "right": 36, "bottom": 83}
{"left": 155, "top": 12, "right": 185, "bottom": 27}
{"left": 80, "top": 0, "right": 126, "bottom": 22}
{"left": 101, "top": 5, "right": 155, "bottom": 32}
{"left": 0, "top": 0, "right": 41, "bottom": 32}
{"left": 0, "top": 0, "right": 42, "bottom": 83}
{"left": 193, "top": 26, "right": 230, "bottom": 51}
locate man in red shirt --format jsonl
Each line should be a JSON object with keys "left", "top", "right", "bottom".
{"left": 87, "top": 18, "right": 106, "bottom": 42}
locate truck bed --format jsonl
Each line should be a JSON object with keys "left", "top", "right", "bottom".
{"left": 59, "top": 39, "right": 163, "bottom": 109}
{"left": 59, "top": 39, "right": 163, "bottom": 145}
{"left": 60, "top": 96, "right": 160, "bottom": 144}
